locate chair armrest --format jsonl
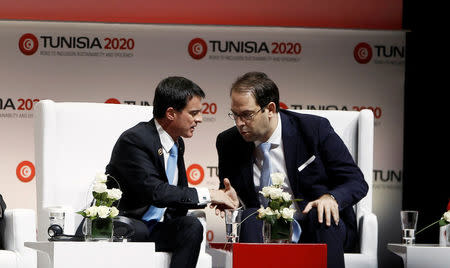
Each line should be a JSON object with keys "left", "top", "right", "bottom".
{"left": 358, "top": 212, "right": 378, "bottom": 256}
{"left": 187, "top": 210, "right": 206, "bottom": 224}
{"left": 4, "top": 209, "right": 37, "bottom": 268}
{"left": 187, "top": 210, "right": 207, "bottom": 252}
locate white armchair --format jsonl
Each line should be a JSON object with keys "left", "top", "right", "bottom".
{"left": 292, "top": 109, "right": 378, "bottom": 268}
{"left": 0, "top": 209, "right": 37, "bottom": 268}
{"left": 33, "top": 100, "right": 211, "bottom": 268}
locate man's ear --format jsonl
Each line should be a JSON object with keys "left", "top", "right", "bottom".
{"left": 165, "top": 107, "right": 176, "bottom": 121}
{"left": 267, "top": 102, "right": 277, "bottom": 117}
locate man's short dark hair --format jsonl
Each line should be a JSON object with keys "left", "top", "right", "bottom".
{"left": 230, "top": 72, "right": 280, "bottom": 112}
{"left": 153, "top": 76, "right": 205, "bottom": 119}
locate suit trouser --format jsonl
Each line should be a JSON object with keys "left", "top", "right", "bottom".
{"left": 130, "top": 216, "right": 203, "bottom": 268}
{"left": 240, "top": 208, "right": 356, "bottom": 268}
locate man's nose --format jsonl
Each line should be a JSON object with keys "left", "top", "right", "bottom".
{"left": 234, "top": 116, "right": 245, "bottom": 127}
{"left": 195, "top": 113, "right": 203, "bottom": 123}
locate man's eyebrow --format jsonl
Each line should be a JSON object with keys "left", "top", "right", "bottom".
{"left": 231, "top": 109, "right": 253, "bottom": 114}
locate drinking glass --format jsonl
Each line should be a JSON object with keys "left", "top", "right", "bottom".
{"left": 225, "top": 209, "right": 242, "bottom": 243}
{"left": 400, "top": 210, "right": 418, "bottom": 244}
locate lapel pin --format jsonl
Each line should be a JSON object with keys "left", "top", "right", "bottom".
{"left": 158, "top": 148, "right": 163, "bottom": 156}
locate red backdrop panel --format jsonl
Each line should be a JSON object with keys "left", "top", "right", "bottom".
{"left": 0, "top": 0, "right": 402, "bottom": 29}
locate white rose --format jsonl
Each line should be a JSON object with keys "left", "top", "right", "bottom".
{"left": 270, "top": 173, "right": 285, "bottom": 186}
{"left": 110, "top": 207, "right": 119, "bottom": 218}
{"left": 268, "top": 187, "right": 283, "bottom": 200}
{"left": 84, "top": 206, "right": 98, "bottom": 217}
{"left": 443, "top": 211, "right": 450, "bottom": 222}
{"left": 95, "top": 172, "right": 108, "bottom": 183}
{"left": 93, "top": 182, "right": 107, "bottom": 193}
{"left": 264, "top": 207, "right": 275, "bottom": 216}
{"left": 260, "top": 186, "right": 272, "bottom": 198}
{"left": 281, "top": 207, "right": 295, "bottom": 220}
{"left": 281, "top": 192, "right": 292, "bottom": 202}
{"left": 97, "top": 206, "right": 110, "bottom": 218}
{"left": 257, "top": 207, "right": 266, "bottom": 218}
{"left": 107, "top": 188, "right": 122, "bottom": 200}
{"left": 274, "top": 209, "right": 281, "bottom": 219}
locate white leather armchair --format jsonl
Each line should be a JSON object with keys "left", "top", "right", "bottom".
{"left": 292, "top": 109, "right": 378, "bottom": 268}
{"left": 33, "top": 100, "right": 211, "bottom": 268}
{"left": 0, "top": 209, "right": 37, "bottom": 268}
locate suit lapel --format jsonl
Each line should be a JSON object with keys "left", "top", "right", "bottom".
{"left": 280, "top": 112, "right": 300, "bottom": 191}
{"left": 245, "top": 142, "right": 256, "bottom": 192}
{"left": 149, "top": 119, "right": 167, "bottom": 181}
{"left": 229, "top": 128, "right": 258, "bottom": 207}
{"left": 240, "top": 140, "right": 258, "bottom": 207}
{"left": 176, "top": 137, "right": 188, "bottom": 187}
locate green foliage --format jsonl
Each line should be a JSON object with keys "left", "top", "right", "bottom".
{"left": 439, "top": 218, "right": 449, "bottom": 227}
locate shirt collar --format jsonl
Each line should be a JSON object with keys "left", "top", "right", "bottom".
{"left": 155, "top": 119, "right": 175, "bottom": 154}
{"left": 254, "top": 113, "right": 281, "bottom": 148}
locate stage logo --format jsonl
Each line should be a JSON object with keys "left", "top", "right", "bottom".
{"left": 16, "top": 161, "right": 35, "bottom": 182}
{"left": 105, "top": 98, "right": 121, "bottom": 104}
{"left": 279, "top": 101, "right": 289, "bottom": 110}
{"left": 354, "top": 42, "right": 372, "bottom": 64}
{"left": 188, "top": 38, "right": 208, "bottom": 60}
{"left": 18, "top": 33, "right": 39, "bottom": 56}
{"left": 187, "top": 164, "right": 204, "bottom": 185}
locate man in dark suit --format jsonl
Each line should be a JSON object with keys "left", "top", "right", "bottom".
{"left": 106, "top": 76, "right": 238, "bottom": 268}
{"left": 215, "top": 72, "right": 368, "bottom": 268}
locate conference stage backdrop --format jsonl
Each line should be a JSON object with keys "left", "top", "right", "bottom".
{"left": 0, "top": 21, "right": 404, "bottom": 266}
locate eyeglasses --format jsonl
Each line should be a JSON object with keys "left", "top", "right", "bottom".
{"left": 228, "top": 106, "right": 265, "bottom": 122}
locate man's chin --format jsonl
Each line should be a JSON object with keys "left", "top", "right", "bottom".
{"left": 240, "top": 132, "right": 255, "bottom": 142}
{"left": 181, "top": 131, "right": 195, "bottom": 139}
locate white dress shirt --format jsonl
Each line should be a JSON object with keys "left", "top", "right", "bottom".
{"left": 253, "top": 113, "right": 300, "bottom": 214}
{"left": 155, "top": 120, "right": 210, "bottom": 212}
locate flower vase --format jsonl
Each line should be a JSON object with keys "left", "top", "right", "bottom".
{"left": 446, "top": 225, "right": 450, "bottom": 246}
{"left": 84, "top": 218, "right": 113, "bottom": 241}
{"left": 262, "top": 220, "right": 292, "bottom": 243}
{"left": 439, "top": 225, "right": 447, "bottom": 246}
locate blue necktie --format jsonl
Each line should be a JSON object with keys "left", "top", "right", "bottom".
{"left": 258, "top": 142, "right": 302, "bottom": 242}
{"left": 292, "top": 219, "right": 302, "bottom": 243}
{"left": 165, "top": 144, "right": 178, "bottom": 185}
{"left": 142, "top": 143, "right": 178, "bottom": 222}
{"left": 259, "top": 142, "right": 272, "bottom": 207}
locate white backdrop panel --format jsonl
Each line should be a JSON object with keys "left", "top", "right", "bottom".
{"left": 0, "top": 21, "right": 405, "bottom": 267}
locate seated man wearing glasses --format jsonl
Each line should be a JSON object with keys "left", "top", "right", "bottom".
{"left": 214, "top": 72, "right": 368, "bottom": 268}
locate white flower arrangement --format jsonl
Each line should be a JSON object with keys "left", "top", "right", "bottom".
{"left": 77, "top": 172, "right": 122, "bottom": 220}
{"left": 257, "top": 172, "right": 300, "bottom": 223}
{"left": 256, "top": 172, "right": 302, "bottom": 242}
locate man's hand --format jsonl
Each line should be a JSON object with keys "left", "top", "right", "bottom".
{"left": 222, "top": 178, "right": 239, "bottom": 208}
{"left": 302, "top": 194, "right": 339, "bottom": 226}
{"left": 209, "top": 178, "right": 240, "bottom": 217}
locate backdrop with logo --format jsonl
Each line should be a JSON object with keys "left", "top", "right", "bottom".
{"left": 0, "top": 20, "right": 405, "bottom": 266}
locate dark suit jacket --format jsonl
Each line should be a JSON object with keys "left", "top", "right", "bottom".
{"left": 216, "top": 109, "right": 368, "bottom": 232}
{"left": 106, "top": 119, "right": 204, "bottom": 221}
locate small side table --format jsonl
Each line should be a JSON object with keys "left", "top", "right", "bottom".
{"left": 387, "top": 243, "right": 450, "bottom": 268}
{"left": 25, "top": 241, "right": 167, "bottom": 268}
